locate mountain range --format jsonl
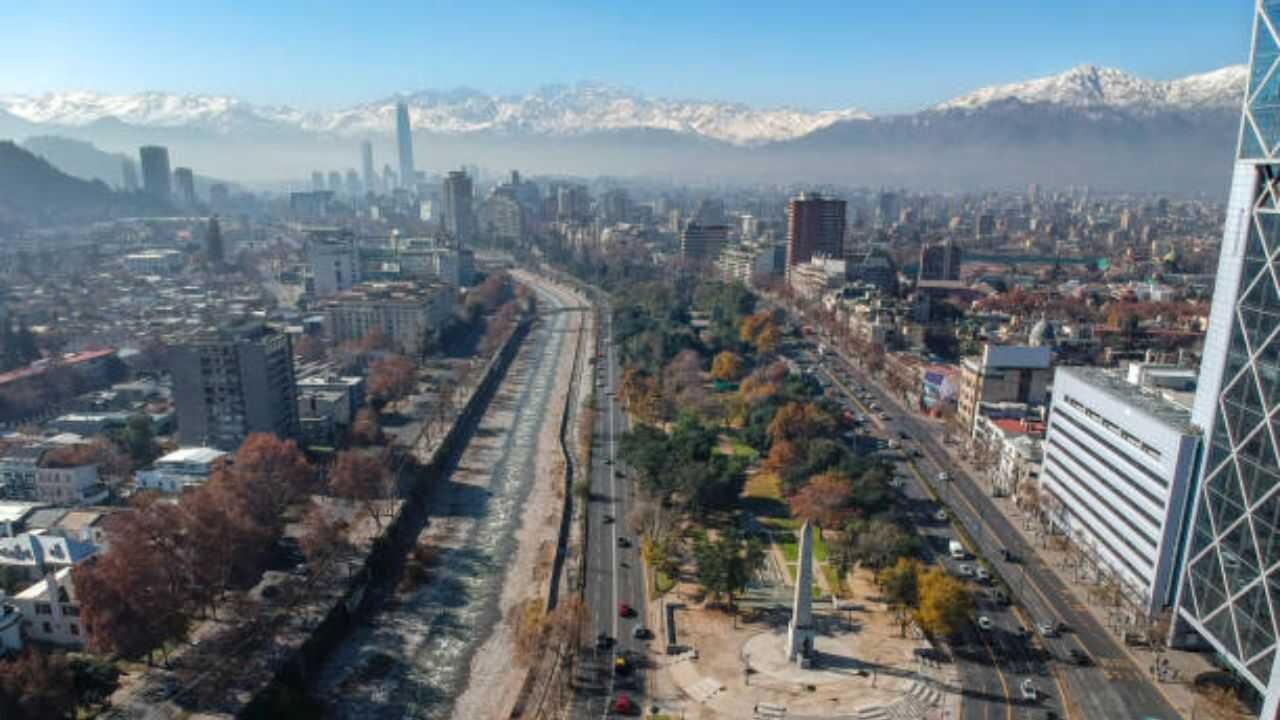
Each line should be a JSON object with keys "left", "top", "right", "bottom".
{"left": 0, "top": 64, "right": 1251, "bottom": 194}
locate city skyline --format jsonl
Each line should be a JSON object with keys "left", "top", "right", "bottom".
{"left": 0, "top": 1, "right": 1254, "bottom": 114}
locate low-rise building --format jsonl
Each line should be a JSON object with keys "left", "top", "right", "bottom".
{"left": 123, "top": 248, "right": 185, "bottom": 275}
{"left": 0, "top": 501, "right": 45, "bottom": 538}
{"left": 296, "top": 375, "right": 365, "bottom": 425}
{"left": 135, "top": 447, "right": 229, "bottom": 494}
{"left": 1041, "top": 366, "right": 1201, "bottom": 615}
{"left": 789, "top": 256, "right": 847, "bottom": 301}
{"left": 321, "top": 281, "right": 455, "bottom": 355}
{"left": 0, "top": 532, "right": 97, "bottom": 587}
{"left": 35, "top": 463, "right": 107, "bottom": 506}
{"left": 956, "top": 344, "right": 1053, "bottom": 435}
{"left": 11, "top": 569, "right": 85, "bottom": 648}
{"left": 0, "top": 594, "right": 21, "bottom": 653}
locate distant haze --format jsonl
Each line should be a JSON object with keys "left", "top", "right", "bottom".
{"left": 0, "top": 65, "right": 1249, "bottom": 195}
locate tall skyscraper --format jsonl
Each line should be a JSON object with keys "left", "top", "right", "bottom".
{"left": 139, "top": 146, "right": 172, "bottom": 204}
{"left": 312, "top": 171, "right": 326, "bottom": 192}
{"left": 785, "top": 193, "right": 846, "bottom": 272}
{"left": 1174, "top": 3, "right": 1280, "bottom": 715}
{"left": 173, "top": 167, "right": 197, "bottom": 209}
{"left": 361, "top": 141, "right": 376, "bottom": 195}
{"left": 443, "top": 169, "right": 475, "bottom": 244}
{"left": 205, "top": 216, "right": 224, "bottom": 266}
{"left": 327, "top": 171, "right": 343, "bottom": 194}
{"left": 396, "top": 102, "right": 415, "bottom": 191}
{"left": 170, "top": 321, "right": 300, "bottom": 450}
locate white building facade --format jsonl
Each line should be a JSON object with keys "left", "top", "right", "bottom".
{"left": 1042, "top": 367, "right": 1200, "bottom": 615}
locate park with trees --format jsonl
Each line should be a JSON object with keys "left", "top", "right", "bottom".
{"left": 602, "top": 275, "right": 973, "bottom": 642}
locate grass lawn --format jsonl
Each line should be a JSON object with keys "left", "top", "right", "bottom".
{"left": 775, "top": 528, "right": 829, "bottom": 562}
{"left": 742, "top": 470, "right": 788, "bottom": 520}
{"left": 724, "top": 436, "right": 760, "bottom": 460}
{"left": 822, "top": 565, "right": 842, "bottom": 595}
{"left": 655, "top": 570, "right": 675, "bottom": 595}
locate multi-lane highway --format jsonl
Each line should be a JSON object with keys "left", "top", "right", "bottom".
{"left": 801, "top": 333, "right": 1181, "bottom": 720}
{"left": 575, "top": 298, "right": 650, "bottom": 718}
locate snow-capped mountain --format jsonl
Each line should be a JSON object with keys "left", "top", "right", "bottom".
{"left": 933, "top": 64, "right": 1247, "bottom": 112}
{"left": 0, "top": 83, "right": 870, "bottom": 146}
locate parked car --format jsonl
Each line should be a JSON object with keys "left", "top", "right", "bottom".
{"left": 957, "top": 564, "right": 974, "bottom": 577}
{"left": 632, "top": 626, "right": 651, "bottom": 639}
{"left": 975, "top": 567, "right": 991, "bottom": 583}
{"left": 618, "top": 603, "right": 635, "bottom": 618}
{"left": 1020, "top": 679, "right": 1038, "bottom": 701}
{"left": 977, "top": 616, "right": 994, "bottom": 631}
{"left": 1038, "top": 621, "right": 1058, "bottom": 638}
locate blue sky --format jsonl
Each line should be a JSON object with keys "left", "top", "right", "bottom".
{"left": 0, "top": 1, "right": 1255, "bottom": 113}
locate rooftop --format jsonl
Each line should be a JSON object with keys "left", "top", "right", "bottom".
{"left": 156, "top": 447, "right": 229, "bottom": 466}
{"left": 0, "top": 501, "right": 46, "bottom": 525}
{"left": 1057, "top": 366, "right": 1194, "bottom": 433}
{"left": 981, "top": 345, "right": 1053, "bottom": 370}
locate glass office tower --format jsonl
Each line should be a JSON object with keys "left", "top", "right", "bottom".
{"left": 1176, "top": 3, "right": 1280, "bottom": 715}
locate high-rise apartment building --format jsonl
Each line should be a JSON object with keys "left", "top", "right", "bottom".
{"left": 396, "top": 102, "right": 416, "bottom": 191}
{"left": 361, "top": 141, "right": 376, "bottom": 195}
{"left": 679, "top": 223, "right": 730, "bottom": 263}
{"left": 138, "top": 146, "right": 172, "bottom": 204}
{"left": 785, "top": 193, "right": 846, "bottom": 274}
{"left": 170, "top": 322, "right": 300, "bottom": 450}
{"left": 918, "top": 238, "right": 963, "bottom": 282}
{"left": 173, "top": 167, "right": 197, "bottom": 209}
{"left": 1174, "top": 4, "right": 1280, "bottom": 713}
{"left": 443, "top": 169, "right": 475, "bottom": 244}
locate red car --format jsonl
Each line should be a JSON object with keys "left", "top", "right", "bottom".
{"left": 618, "top": 602, "right": 634, "bottom": 618}
{"left": 612, "top": 693, "right": 637, "bottom": 715}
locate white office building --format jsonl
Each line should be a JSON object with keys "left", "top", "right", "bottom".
{"left": 1041, "top": 367, "right": 1200, "bottom": 615}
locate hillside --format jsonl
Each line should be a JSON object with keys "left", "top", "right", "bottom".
{"left": 0, "top": 141, "right": 151, "bottom": 228}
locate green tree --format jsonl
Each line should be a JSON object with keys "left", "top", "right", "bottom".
{"left": 693, "top": 529, "right": 766, "bottom": 611}
{"left": 114, "top": 415, "right": 158, "bottom": 467}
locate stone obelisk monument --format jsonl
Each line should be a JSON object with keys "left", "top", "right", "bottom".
{"left": 785, "top": 521, "right": 816, "bottom": 664}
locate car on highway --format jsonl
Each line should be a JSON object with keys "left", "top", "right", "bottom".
{"left": 936, "top": 471, "right": 951, "bottom": 482}
{"left": 596, "top": 632, "right": 614, "bottom": 650}
{"left": 1066, "top": 648, "right": 1090, "bottom": 666}
{"left": 614, "top": 656, "right": 632, "bottom": 675}
{"left": 604, "top": 458, "right": 613, "bottom": 465}
{"left": 632, "top": 626, "right": 652, "bottom": 639}
{"left": 898, "top": 430, "right": 911, "bottom": 440}
{"left": 1020, "top": 678, "right": 1038, "bottom": 701}
{"left": 977, "top": 616, "right": 994, "bottom": 631}
{"left": 611, "top": 693, "right": 638, "bottom": 714}
{"left": 603, "top": 514, "right": 615, "bottom": 523}
{"left": 617, "top": 536, "right": 630, "bottom": 548}
{"left": 618, "top": 603, "right": 635, "bottom": 618}
{"left": 991, "top": 588, "right": 1010, "bottom": 606}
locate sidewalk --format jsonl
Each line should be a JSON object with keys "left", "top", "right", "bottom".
{"left": 848, "top": 353, "right": 1214, "bottom": 720}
